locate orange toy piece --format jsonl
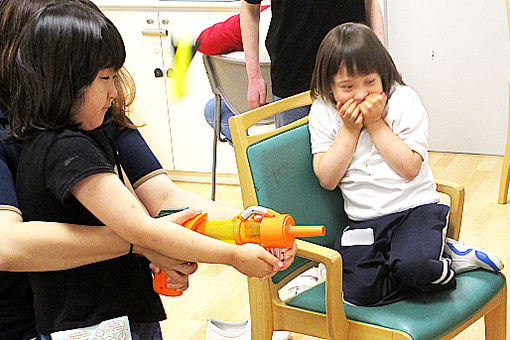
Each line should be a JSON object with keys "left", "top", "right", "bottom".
{"left": 153, "top": 211, "right": 325, "bottom": 296}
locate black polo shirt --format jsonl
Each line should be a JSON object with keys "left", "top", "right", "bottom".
{"left": 16, "top": 127, "right": 165, "bottom": 335}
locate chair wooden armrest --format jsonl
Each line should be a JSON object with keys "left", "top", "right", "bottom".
{"left": 294, "top": 239, "right": 343, "bottom": 307}
{"left": 263, "top": 239, "right": 348, "bottom": 337}
{"left": 436, "top": 180, "right": 465, "bottom": 241}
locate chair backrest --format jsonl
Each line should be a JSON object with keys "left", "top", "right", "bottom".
{"left": 230, "top": 91, "right": 349, "bottom": 250}
{"left": 203, "top": 54, "right": 273, "bottom": 115}
{"left": 247, "top": 123, "right": 347, "bottom": 248}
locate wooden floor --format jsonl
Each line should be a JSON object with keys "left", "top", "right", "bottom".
{"left": 159, "top": 152, "right": 510, "bottom": 340}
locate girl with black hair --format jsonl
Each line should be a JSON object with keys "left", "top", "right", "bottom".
{"left": 7, "top": 2, "right": 286, "bottom": 337}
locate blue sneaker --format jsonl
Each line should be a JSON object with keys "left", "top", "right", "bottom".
{"left": 445, "top": 238, "right": 504, "bottom": 274}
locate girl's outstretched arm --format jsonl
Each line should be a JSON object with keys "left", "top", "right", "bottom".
{"left": 71, "top": 173, "right": 282, "bottom": 279}
{"left": 134, "top": 173, "right": 297, "bottom": 272}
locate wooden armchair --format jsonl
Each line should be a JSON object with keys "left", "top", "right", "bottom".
{"left": 230, "top": 91, "right": 507, "bottom": 339}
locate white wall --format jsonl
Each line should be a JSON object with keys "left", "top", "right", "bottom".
{"left": 386, "top": 0, "right": 510, "bottom": 155}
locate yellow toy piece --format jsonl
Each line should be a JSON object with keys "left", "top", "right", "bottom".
{"left": 167, "top": 36, "right": 192, "bottom": 100}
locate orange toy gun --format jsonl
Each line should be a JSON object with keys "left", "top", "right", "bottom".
{"left": 153, "top": 210, "right": 325, "bottom": 296}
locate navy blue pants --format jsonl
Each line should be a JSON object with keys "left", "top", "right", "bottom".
{"left": 335, "top": 203, "right": 456, "bottom": 306}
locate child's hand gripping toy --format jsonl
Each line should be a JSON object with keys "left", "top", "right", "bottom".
{"left": 153, "top": 208, "right": 325, "bottom": 296}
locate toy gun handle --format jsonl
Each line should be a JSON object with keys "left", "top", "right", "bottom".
{"left": 152, "top": 212, "right": 208, "bottom": 297}
{"left": 153, "top": 270, "right": 184, "bottom": 297}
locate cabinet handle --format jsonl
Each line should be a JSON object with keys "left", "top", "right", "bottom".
{"left": 142, "top": 29, "right": 168, "bottom": 37}
{"left": 161, "top": 19, "right": 169, "bottom": 25}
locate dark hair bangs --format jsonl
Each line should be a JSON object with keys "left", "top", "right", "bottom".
{"left": 5, "top": 1, "right": 131, "bottom": 141}
{"left": 68, "top": 10, "right": 125, "bottom": 86}
{"left": 311, "top": 23, "right": 404, "bottom": 107}
{"left": 97, "top": 18, "right": 125, "bottom": 72}
{"left": 340, "top": 43, "right": 379, "bottom": 78}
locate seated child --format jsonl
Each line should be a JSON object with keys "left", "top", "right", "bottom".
{"left": 309, "top": 23, "right": 503, "bottom": 306}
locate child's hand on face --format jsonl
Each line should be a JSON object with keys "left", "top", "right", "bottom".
{"left": 337, "top": 99, "right": 363, "bottom": 131}
{"left": 358, "top": 92, "right": 387, "bottom": 126}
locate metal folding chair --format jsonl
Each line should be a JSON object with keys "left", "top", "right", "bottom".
{"left": 203, "top": 54, "right": 273, "bottom": 200}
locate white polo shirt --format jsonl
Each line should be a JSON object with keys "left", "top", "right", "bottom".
{"left": 309, "top": 84, "right": 439, "bottom": 221}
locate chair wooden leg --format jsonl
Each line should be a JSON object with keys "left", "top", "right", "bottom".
{"left": 498, "top": 141, "right": 510, "bottom": 204}
{"left": 498, "top": 81, "right": 510, "bottom": 204}
{"left": 484, "top": 286, "right": 507, "bottom": 340}
{"left": 248, "top": 278, "right": 273, "bottom": 340}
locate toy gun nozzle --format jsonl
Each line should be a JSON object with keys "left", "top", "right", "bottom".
{"left": 290, "top": 225, "right": 325, "bottom": 237}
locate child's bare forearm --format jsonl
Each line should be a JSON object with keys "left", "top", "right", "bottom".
{"left": 313, "top": 126, "right": 360, "bottom": 190}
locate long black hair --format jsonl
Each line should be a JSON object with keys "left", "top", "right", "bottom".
{"left": 0, "top": 0, "right": 53, "bottom": 110}
{"left": 310, "top": 23, "right": 404, "bottom": 107}
{"left": 6, "top": 1, "right": 133, "bottom": 141}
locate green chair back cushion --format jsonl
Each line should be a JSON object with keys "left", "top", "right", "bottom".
{"left": 246, "top": 123, "right": 349, "bottom": 284}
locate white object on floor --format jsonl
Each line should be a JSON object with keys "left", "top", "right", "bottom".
{"left": 205, "top": 318, "right": 290, "bottom": 340}
{"left": 278, "top": 265, "right": 325, "bottom": 301}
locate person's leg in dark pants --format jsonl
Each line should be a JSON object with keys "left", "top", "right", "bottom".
{"left": 130, "top": 321, "right": 163, "bottom": 340}
{"left": 388, "top": 203, "right": 456, "bottom": 292}
{"left": 336, "top": 212, "right": 410, "bottom": 306}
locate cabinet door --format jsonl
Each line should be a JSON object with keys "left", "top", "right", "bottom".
{"left": 159, "top": 11, "right": 240, "bottom": 174}
{"left": 387, "top": 0, "right": 510, "bottom": 155}
{"left": 103, "top": 10, "right": 175, "bottom": 170}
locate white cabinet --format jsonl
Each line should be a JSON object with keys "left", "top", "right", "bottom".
{"left": 100, "top": 6, "right": 240, "bottom": 179}
{"left": 103, "top": 10, "right": 174, "bottom": 169}
{"left": 386, "top": 0, "right": 510, "bottom": 155}
{"left": 158, "top": 11, "right": 241, "bottom": 176}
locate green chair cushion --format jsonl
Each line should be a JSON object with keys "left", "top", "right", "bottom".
{"left": 286, "top": 270, "right": 505, "bottom": 340}
{"left": 271, "top": 256, "right": 312, "bottom": 285}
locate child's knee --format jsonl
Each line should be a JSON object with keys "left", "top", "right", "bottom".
{"left": 393, "top": 257, "right": 440, "bottom": 286}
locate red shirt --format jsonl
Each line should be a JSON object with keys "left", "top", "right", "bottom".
{"left": 196, "top": 5, "right": 270, "bottom": 55}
